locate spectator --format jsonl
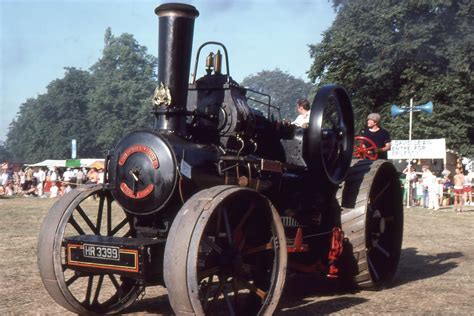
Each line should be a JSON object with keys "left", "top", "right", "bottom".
{"left": 98, "top": 168, "right": 105, "bottom": 184}
{"left": 453, "top": 168, "right": 465, "bottom": 212}
{"left": 5, "top": 182, "right": 14, "bottom": 196}
{"left": 49, "top": 182, "right": 59, "bottom": 198}
{"left": 49, "top": 167, "right": 59, "bottom": 182}
{"left": 463, "top": 169, "right": 472, "bottom": 206}
{"left": 19, "top": 169, "right": 25, "bottom": 194}
{"left": 24, "top": 176, "right": 38, "bottom": 197}
{"left": 63, "top": 168, "right": 73, "bottom": 183}
{"left": 421, "top": 166, "right": 431, "bottom": 208}
{"left": 403, "top": 165, "right": 417, "bottom": 206}
{"left": 426, "top": 169, "right": 439, "bottom": 210}
{"left": 24, "top": 167, "right": 33, "bottom": 192}
{"left": 64, "top": 184, "right": 72, "bottom": 195}
{"left": 415, "top": 180, "right": 424, "bottom": 206}
{"left": 35, "top": 167, "right": 46, "bottom": 197}
{"left": 87, "top": 168, "right": 99, "bottom": 184}
{"left": 76, "top": 168, "right": 86, "bottom": 185}
{"left": 1, "top": 169, "right": 9, "bottom": 190}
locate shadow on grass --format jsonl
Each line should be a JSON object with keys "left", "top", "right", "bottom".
{"left": 393, "top": 247, "right": 462, "bottom": 286}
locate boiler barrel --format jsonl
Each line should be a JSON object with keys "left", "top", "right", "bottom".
{"left": 155, "top": 3, "right": 199, "bottom": 134}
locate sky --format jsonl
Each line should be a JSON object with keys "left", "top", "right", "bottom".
{"left": 0, "top": 0, "right": 335, "bottom": 142}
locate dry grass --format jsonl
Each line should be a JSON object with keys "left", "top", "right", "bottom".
{"left": 0, "top": 196, "right": 473, "bottom": 315}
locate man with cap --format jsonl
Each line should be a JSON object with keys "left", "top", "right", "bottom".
{"left": 360, "top": 113, "right": 391, "bottom": 159}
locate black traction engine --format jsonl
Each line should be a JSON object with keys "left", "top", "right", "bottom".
{"left": 37, "top": 3, "right": 403, "bottom": 315}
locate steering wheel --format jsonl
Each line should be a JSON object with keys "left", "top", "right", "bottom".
{"left": 353, "top": 136, "right": 378, "bottom": 160}
{"left": 306, "top": 85, "right": 354, "bottom": 186}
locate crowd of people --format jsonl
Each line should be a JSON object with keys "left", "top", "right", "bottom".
{"left": 0, "top": 165, "right": 104, "bottom": 198}
{"left": 403, "top": 164, "right": 473, "bottom": 212}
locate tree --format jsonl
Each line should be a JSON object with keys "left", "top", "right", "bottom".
{"left": 88, "top": 28, "right": 157, "bottom": 151}
{"left": 6, "top": 68, "right": 93, "bottom": 162}
{"left": 0, "top": 141, "right": 12, "bottom": 162}
{"left": 241, "top": 69, "right": 314, "bottom": 121}
{"left": 309, "top": 0, "right": 473, "bottom": 156}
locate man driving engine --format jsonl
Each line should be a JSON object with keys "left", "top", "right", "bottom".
{"left": 360, "top": 113, "right": 391, "bottom": 159}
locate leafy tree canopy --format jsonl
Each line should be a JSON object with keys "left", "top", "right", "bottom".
{"left": 88, "top": 28, "right": 157, "bottom": 150}
{"left": 6, "top": 68, "right": 93, "bottom": 162}
{"left": 241, "top": 69, "right": 314, "bottom": 121}
{"left": 309, "top": 0, "right": 473, "bottom": 156}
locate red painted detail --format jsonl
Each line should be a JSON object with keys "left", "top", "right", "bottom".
{"left": 120, "top": 182, "right": 154, "bottom": 199}
{"left": 353, "top": 136, "right": 378, "bottom": 160}
{"left": 119, "top": 145, "right": 160, "bottom": 169}
{"left": 287, "top": 227, "right": 309, "bottom": 253}
{"left": 327, "top": 227, "right": 344, "bottom": 278}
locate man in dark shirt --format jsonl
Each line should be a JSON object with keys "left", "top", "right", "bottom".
{"left": 360, "top": 113, "right": 391, "bottom": 159}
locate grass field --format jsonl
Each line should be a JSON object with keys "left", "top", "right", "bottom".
{"left": 0, "top": 194, "right": 473, "bottom": 314}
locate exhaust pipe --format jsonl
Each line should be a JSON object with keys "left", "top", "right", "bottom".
{"left": 154, "top": 3, "right": 199, "bottom": 135}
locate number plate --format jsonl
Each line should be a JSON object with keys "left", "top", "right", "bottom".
{"left": 83, "top": 244, "right": 120, "bottom": 261}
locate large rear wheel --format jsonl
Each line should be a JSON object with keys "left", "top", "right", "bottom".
{"left": 37, "top": 185, "right": 142, "bottom": 314}
{"left": 337, "top": 160, "right": 403, "bottom": 288}
{"left": 164, "top": 185, "right": 287, "bottom": 315}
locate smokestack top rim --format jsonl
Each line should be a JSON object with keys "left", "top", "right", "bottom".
{"left": 155, "top": 3, "right": 199, "bottom": 18}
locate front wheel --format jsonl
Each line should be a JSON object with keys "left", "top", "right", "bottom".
{"left": 164, "top": 185, "right": 287, "bottom": 315}
{"left": 37, "top": 185, "right": 142, "bottom": 314}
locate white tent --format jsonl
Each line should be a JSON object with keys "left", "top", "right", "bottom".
{"left": 27, "top": 159, "right": 66, "bottom": 168}
{"left": 27, "top": 158, "right": 104, "bottom": 169}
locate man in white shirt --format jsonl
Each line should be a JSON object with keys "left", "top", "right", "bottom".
{"left": 291, "top": 99, "right": 311, "bottom": 128}
{"left": 36, "top": 167, "right": 46, "bottom": 197}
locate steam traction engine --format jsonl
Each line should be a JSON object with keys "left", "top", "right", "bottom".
{"left": 37, "top": 3, "right": 403, "bottom": 315}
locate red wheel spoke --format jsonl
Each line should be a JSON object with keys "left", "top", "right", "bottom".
{"left": 236, "top": 277, "right": 267, "bottom": 300}
{"left": 233, "top": 201, "right": 255, "bottom": 236}
{"left": 237, "top": 233, "right": 247, "bottom": 251}
{"left": 242, "top": 241, "right": 274, "bottom": 256}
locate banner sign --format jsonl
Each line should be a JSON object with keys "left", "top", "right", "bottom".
{"left": 388, "top": 138, "right": 446, "bottom": 160}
